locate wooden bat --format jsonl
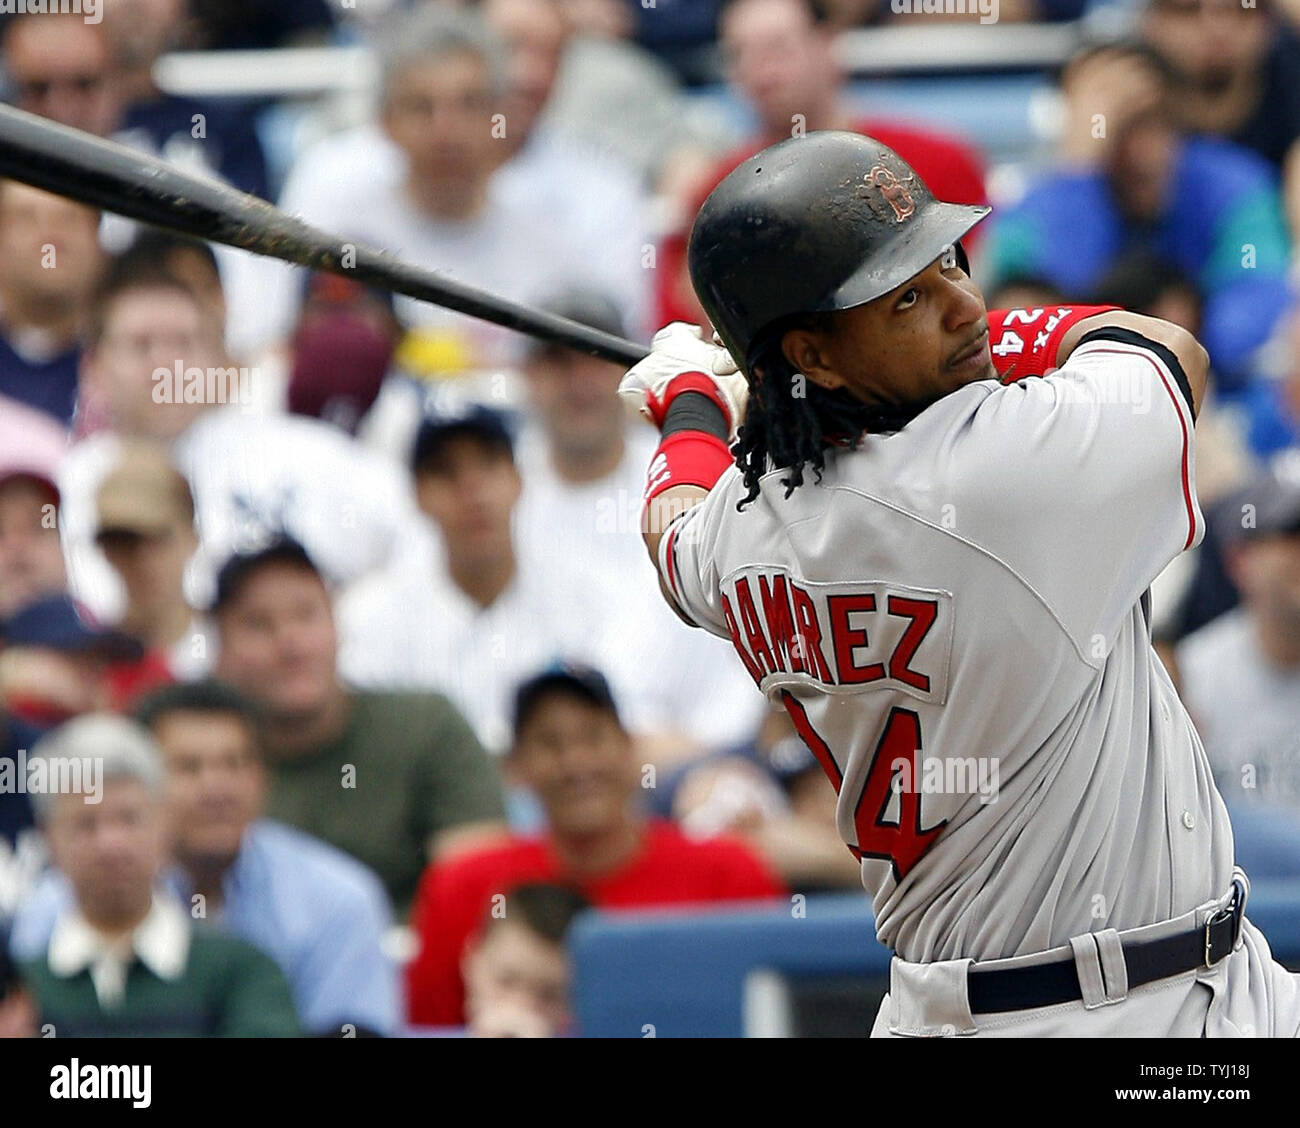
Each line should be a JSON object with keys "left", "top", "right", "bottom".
{"left": 0, "top": 104, "right": 649, "bottom": 366}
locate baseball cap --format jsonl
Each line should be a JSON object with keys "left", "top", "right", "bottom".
{"left": 95, "top": 441, "right": 194, "bottom": 540}
{"left": 0, "top": 393, "right": 67, "bottom": 500}
{"left": 512, "top": 662, "right": 621, "bottom": 736}
{"left": 526, "top": 291, "right": 628, "bottom": 359}
{"left": 1226, "top": 465, "right": 1300, "bottom": 543}
{"left": 210, "top": 536, "right": 322, "bottom": 614}
{"left": 0, "top": 595, "right": 144, "bottom": 662}
{"left": 411, "top": 404, "right": 514, "bottom": 475}
{"left": 287, "top": 314, "right": 394, "bottom": 435}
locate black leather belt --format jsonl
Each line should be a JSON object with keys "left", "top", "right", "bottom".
{"left": 965, "top": 879, "right": 1246, "bottom": 1015}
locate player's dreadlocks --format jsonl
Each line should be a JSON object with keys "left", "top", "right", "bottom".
{"left": 733, "top": 316, "right": 926, "bottom": 510}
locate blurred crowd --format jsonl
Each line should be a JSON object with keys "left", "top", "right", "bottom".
{"left": 1, "top": 0, "right": 1299, "bottom": 1038}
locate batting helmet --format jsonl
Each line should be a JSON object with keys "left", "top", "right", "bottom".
{"left": 688, "top": 131, "right": 991, "bottom": 374}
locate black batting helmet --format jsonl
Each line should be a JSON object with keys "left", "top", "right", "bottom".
{"left": 687, "top": 131, "right": 991, "bottom": 375}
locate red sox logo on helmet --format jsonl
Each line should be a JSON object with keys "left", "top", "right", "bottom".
{"left": 867, "top": 164, "right": 915, "bottom": 223}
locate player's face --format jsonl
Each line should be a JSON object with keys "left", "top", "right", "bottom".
{"left": 510, "top": 697, "right": 635, "bottom": 835}
{"left": 215, "top": 565, "right": 340, "bottom": 722}
{"left": 784, "top": 254, "right": 994, "bottom": 410}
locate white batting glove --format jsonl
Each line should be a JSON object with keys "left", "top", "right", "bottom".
{"left": 618, "top": 322, "right": 748, "bottom": 439}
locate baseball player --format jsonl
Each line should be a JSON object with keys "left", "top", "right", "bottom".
{"left": 619, "top": 130, "right": 1300, "bottom": 1037}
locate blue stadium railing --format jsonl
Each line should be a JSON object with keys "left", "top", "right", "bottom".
{"left": 570, "top": 883, "right": 1300, "bottom": 1038}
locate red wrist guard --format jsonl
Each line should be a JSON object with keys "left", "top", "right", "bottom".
{"left": 643, "top": 429, "right": 732, "bottom": 504}
{"left": 645, "top": 371, "right": 732, "bottom": 430}
{"left": 987, "top": 305, "right": 1122, "bottom": 383}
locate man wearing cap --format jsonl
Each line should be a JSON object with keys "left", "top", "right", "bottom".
{"left": 339, "top": 404, "right": 629, "bottom": 758}
{"left": 405, "top": 663, "right": 784, "bottom": 1027}
{"left": 94, "top": 441, "right": 210, "bottom": 682}
{"left": 1178, "top": 465, "right": 1300, "bottom": 814}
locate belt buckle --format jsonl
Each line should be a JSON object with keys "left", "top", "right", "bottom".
{"left": 1203, "top": 879, "right": 1246, "bottom": 966}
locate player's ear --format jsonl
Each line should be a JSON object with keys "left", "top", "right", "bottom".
{"left": 781, "top": 328, "right": 845, "bottom": 392}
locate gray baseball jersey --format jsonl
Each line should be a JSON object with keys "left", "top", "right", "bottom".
{"left": 658, "top": 336, "right": 1234, "bottom": 963}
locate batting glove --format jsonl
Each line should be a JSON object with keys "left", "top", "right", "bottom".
{"left": 619, "top": 322, "right": 748, "bottom": 439}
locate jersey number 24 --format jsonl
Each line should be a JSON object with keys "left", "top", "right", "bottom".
{"left": 781, "top": 692, "right": 947, "bottom": 881}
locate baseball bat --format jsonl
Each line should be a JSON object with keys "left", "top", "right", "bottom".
{"left": 0, "top": 104, "right": 649, "bottom": 367}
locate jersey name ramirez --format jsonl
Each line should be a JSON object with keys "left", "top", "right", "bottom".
{"left": 716, "top": 570, "right": 954, "bottom": 703}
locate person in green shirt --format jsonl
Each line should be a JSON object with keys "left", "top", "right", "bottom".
{"left": 19, "top": 714, "right": 298, "bottom": 1037}
{"left": 212, "top": 537, "right": 507, "bottom": 915}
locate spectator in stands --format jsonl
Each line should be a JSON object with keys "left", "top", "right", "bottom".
{"left": 1177, "top": 466, "right": 1300, "bottom": 812}
{"left": 1140, "top": 0, "right": 1300, "bottom": 239}
{"left": 9, "top": 680, "right": 400, "bottom": 1036}
{"left": 105, "top": 0, "right": 270, "bottom": 200}
{"left": 988, "top": 43, "right": 1292, "bottom": 393}
{"left": 273, "top": 2, "right": 649, "bottom": 350}
{"left": 16, "top": 714, "right": 298, "bottom": 1035}
{"left": 661, "top": 705, "right": 862, "bottom": 891}
{"left": 543, "top": 0, "right": 727, "bottom": 187}
{"left": 59, "top": 257, "right": 416, "bottom": 625}
{"left": 1, "top": 13, "right": 118, "bottom": 137}
{"left": 462, "top": 882, "right": 590, "bottom": 1038}
{"left": 656, "top": 0, "right": 987, "bottom": 328}
{"left": 513, "top": 293, "right": 766, "bottom": 761}
{"left": 1092, "top": 252, "right": 1203, "bottom": 336}
{"left": 0, "top": 595, "right": 145, "bottom": 733}
{"left": 405, "top": 664, "right": 784, "bottom": 1026}
{"left": 111, "top": 232, "right": 228, "bottom": 344}
{"left": 211, "top": 537, "right": 507, "bottom": 914}
{"left": 3, "top": 8, "right": 268, "bottom": 199}
{"left": 0, "top": 397, "right": 68, "bottom": 619}
{"left": 0, "top": 181, "right": 104, "bottom": 428}
{"left": 339, "top": 406, "right": 606, "bottom": 757}
{"left": 94, "top": 442, "right": 210, "bottom": 681}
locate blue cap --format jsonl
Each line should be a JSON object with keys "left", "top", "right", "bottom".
{"left": 513, "top": 662, "right": 620, "bottom": 735}
{"left": 411, "top": 404, "right": 514, "bottom": 475}
{"left": 0, "top": 595, "right": 144, "bottom": 661}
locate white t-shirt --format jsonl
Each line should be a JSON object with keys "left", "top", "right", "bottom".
{"left": 268, "top": 124, "right": 650, "bottom": 350}
{"left": 512, "top": 421, "right": 766, "bottom": 749}
{"left": 335, "top": 524, "right": 612, "bottom": 754}
{"left": 657, "top": 336, "right": 1233, "bottom": 962}
{"left": 1177, "top": 608, "right": 1300, "bottom": 812}
{"left": 59, "top": 408, "right": 417, "bottom": 619}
